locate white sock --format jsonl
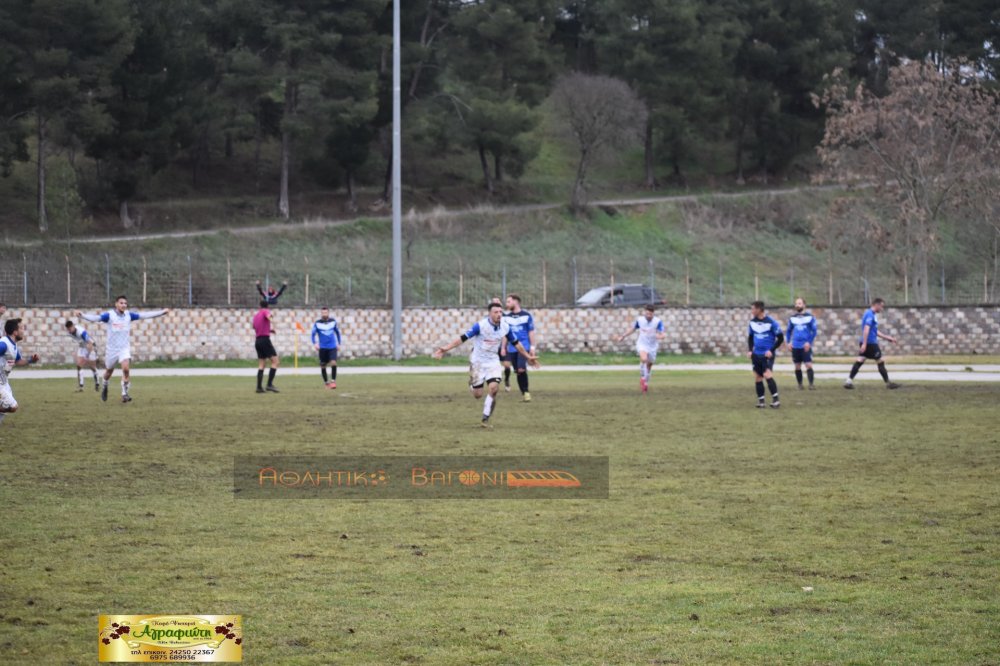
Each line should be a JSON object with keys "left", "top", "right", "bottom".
{"left": 483, "top": 394, "right": 494, "bottom": 418}
{"left": 646, "top": 365, "right": 653, "bottom": 379}
{"left": 0, "top": 413, "right": 6, "bottom": 425}
{"left": 122, "top": 380, "right": 130, "bottom": 395}
{"left": 77, "top": 369, "right": 83, "bottom": 387}
{"left": 640, "top": 363, "right": 648, "bottom": 380}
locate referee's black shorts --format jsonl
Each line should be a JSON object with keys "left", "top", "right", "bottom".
{"left": 255, "top": 336, "right": 277, "bottom": 359}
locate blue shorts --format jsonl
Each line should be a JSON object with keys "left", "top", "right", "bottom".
{"left": 791, "top": 347, "right": 812, "bottom": 364}
{"left": 506, "top": 350, "right": 529, "bottom": 372}
{"left": 751, "top": 353, "right": 774, "bottom": 376}
{"left": 319, "top": 347, "right": 338, "bottom": 364}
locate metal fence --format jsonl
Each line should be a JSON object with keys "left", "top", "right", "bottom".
{"left": 0, "top": 251, "right": 996, "bottom": 309}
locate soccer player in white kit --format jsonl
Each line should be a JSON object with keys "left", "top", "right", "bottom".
{"left": 433, "top": 302, "right": 539, "bottom": 428}
{"left": 64, "top": 319, "right": 100, "bottom": 392}
{"left": 0, "top": 318, "right": 40, "bottom": 426}
{"left": 617, "top": 304, "right": 666, "bottom": 393}
{"left": 75, "top": 296, "right": 170, "bottom": 403}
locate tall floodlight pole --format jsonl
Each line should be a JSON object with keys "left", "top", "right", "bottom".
{"left": 391, "top": 0, "right": 403, "bottom": 360}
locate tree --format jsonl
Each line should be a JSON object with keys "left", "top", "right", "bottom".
{"left": 446, "top": 0, "right": 557, "bottom": 194}
{"left": 596, "top": 0, "right": 737, "bottom": 187}
{"left": 551, "top": 73, "right": 646, "bottom": 210}
{"left": 817, "top": 61, "right": 1000, "bottom": 302}
{"left": 6, "top": 0, "right": 133, "bottom": 232}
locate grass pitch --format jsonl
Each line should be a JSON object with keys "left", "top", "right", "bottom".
{"left": 1, "top": 371, "right": 998, "bottom": 665}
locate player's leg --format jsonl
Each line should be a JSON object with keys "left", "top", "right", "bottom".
{"left": 256, "top": 357, "right": 266, "bottom": 393}
{"left": 266, "top": 353, "right": 279, "bottom": 391}
{"left": 503, "top": 359, "right": 512, "bottom": 392}
{"left": 515, "top": 353, "right": 530, "bottom": 401}
{"left": 805, "top": 351, "right": 815, "bottom": 389}
{"left": 75, "top": 355, "right": 85, "bottom": 391}
{"left": 763, "top": 363, "right": 780, "bottom": 407}
{"left": 327, "top": 349, "right": 338, "bottom": 389}
{"left": 482, "top": 378, "right": 501, "bottom": 427}
{"left": 645, "top": 348, "right": 657, "bottom": 388}
{"left": 844, "top": 351, "right": 866, "bottom": 389}
{"left": 120, "top": 358, "right": 132, "bottom": 403}
{"left": 638, "top": 349, "right": 650, "bottom": 392}
{"left": 319, "top": 349, "right": 329, "bottom": 385}
{"left": 874, "top": 346, "right": 899, "bottom": 389}
{"left": 0, "top": 384, "right": 18, "bottom": 425}
{"left": 88, "top": 353, "right": 100, "bottom": 390}
{"left": 101, "top": 353, "right": 117, "bottom": 402}
{"left": 754, "top": 373, "right": 766, "bottom": 407}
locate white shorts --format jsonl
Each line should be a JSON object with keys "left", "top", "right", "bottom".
{"left": 105, "top": 347, "right": 131, "bottom": 370}
{"left": 0, "top": 382, "right": 17, "bottom": 411}
{"left": 637, "top": 345, "right": 658, "bottom": 362}
{"left": 76, "top": 348, "right": 97, "bottom": 362}
{"left": 471, "top": 359, "right": 503, "bottom": 388}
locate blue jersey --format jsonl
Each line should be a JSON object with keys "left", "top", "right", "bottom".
{"left": 786, "top": 312, "right": 817, "bottom": 349}
{"left": 748, "top": 316, "right": 783, "bottom": 355}
{"left": 861, "top": 309, "right": 879, "bottom": 344}
{"left": 503, "top": 310, "right": 534, "bottom": 352}
{"left": 311, "top": 317, "right": 341, "bottom": 349}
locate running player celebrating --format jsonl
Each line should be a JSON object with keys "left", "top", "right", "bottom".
{"left": 65, "top": 319, "right": 100, "bottom": 392}
{"left": 748, "top": 301, "right": 783, "bottom": 408}
{"left": 75, "top": 297, "right": 170, "bottom": 403}
{"left": 0, "top": 318, "right": 41, "bottom": 426}
{"left": 786, "top": 298, "right": 818, "bottom": 390}
{"left": 433, "top": 302, "right": 538, "bottom": 428}
{"left": 616, "top": 305, "right": 665, "bottom": 393}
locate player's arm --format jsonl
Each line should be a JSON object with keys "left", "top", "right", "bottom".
{"left": 766, "top": 330, "right": 784, "bottom": 358}
{"left": 275, "top": 283, "right": 287, "bottom": 297}
{"left": 433, "top": 336, "right": 466, "bottom": 359}
{"left": 747, "top": 329, "right": 754, "bottom": 358}
{"left": 334, "top": 323, "right": 341, "bottom": 347}
{"left": 616, "top": 323, "right": 638, "bottom": 343}
{"left": 256, "top": 281, "right": 265, "bottom": 297}
{"left": 806, "top": 317, "right": 817, "bottom": 351}
{"left": 131, "top": 309, "right": 170, "bottom": 320}
{"left": 655, "top": 320, "right": 666, "bottom": 340}
{"left": 860, "top": 324, "right": 871, "bottom": 351}
{"left": 4, "top": 345, "right": 39, "bottom": 367}
{"left": 311, "top": 324, "right": 319, "bottom": 350}
{"left": 75, "top": 310, "right": 105, "bottom": 323}
{"left": 877, "top": 330, "right": 897, "bottom": 343}
{"left": 785, "top": 321, "right": 793, "bottom": 351}
{"left": 508, "top": 330, "right": 538, "bottom": 367}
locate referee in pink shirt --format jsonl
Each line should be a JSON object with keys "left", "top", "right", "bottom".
{"left": 253, "top": 300, "right": 280, "bottom": 393}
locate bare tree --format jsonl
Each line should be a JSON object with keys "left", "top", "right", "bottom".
{"left": 815, "top": 61, "right": 1000, "bottom": 303}
{"left": 552, "top": 73, "right": 647, "bottom": 211}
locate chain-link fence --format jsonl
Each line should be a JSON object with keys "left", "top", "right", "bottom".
{"left": 0, "top": 250, "right": 996, "bottom": 309}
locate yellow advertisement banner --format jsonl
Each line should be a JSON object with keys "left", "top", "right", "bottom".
{"left": 98, "top": 615, "right": 242, "bottom": 662}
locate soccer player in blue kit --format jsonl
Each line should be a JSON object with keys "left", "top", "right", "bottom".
{"left": 786, "top": 297, "right": 817, "bottom": 390}
{"left": 311, "top": 307, "right": 342, "bottom": 389}
{"left": 844, "top": 298, "right": 901, "bottom": 390}
{"left": 502, "top": 294, "right": 535, "bottom": 402}
{"left": 748, "top": 301, "right": 784, "bottom": 408}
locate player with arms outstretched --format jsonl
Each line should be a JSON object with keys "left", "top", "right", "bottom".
{"left": 617, "top": 305, "right": 666, "bottom": 393}
{"left": 76, "top": 296, "right": 170, "bottom": 403}
{"left": 65, "top": 319, "right": 100, "bottom": 392}
{"left": 0, "top": 318, "right": 41, "bottom": 426}
{"left": 748, "top": 300, "right": 783, "bottom": 408}
{"left": 433, "top": 302, "right": 538, "bottom": 428}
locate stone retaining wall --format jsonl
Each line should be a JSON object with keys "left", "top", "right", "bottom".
{"left": 5, "top": 305, "right": 998, "bottom": 363}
